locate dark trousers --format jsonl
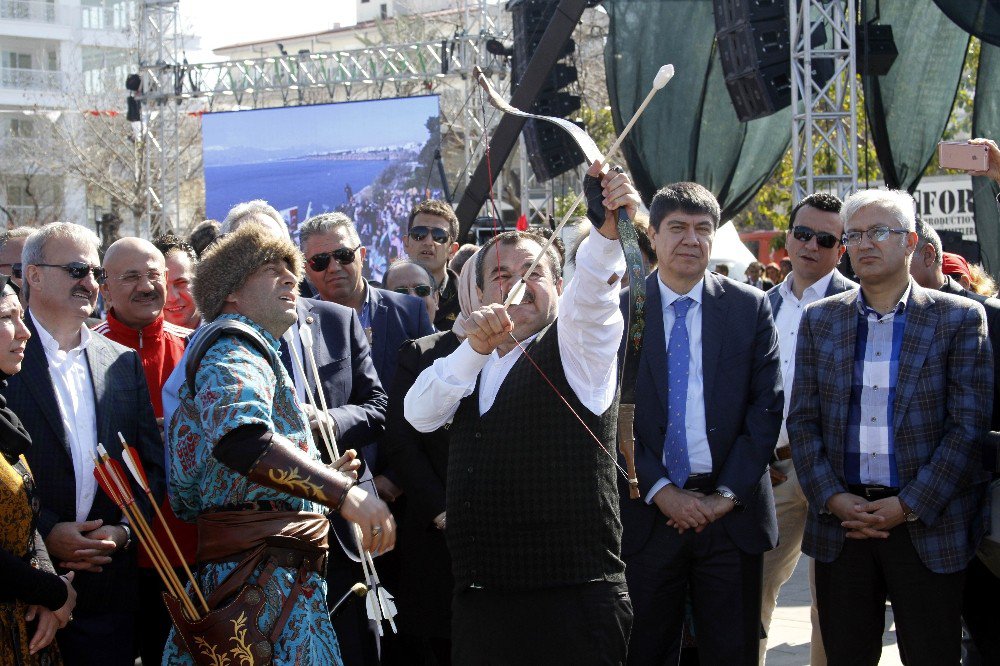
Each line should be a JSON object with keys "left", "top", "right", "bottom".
{"left": 625, "top": 519, "right": 762, "bottom": 666}
{"left": 963, "top": 552, "right": 1000, "bottom": 663}
{"left": 452, "top": 580, "right": 632, "bottom": 665}
{"left": 135, "top": 567, "right": 173, "bottom": 665}
{"left": 815, "top": 526, "right": 964, "bottom": 666}
{"left": 57, "top": 609, "right": 134, "bottom": 666}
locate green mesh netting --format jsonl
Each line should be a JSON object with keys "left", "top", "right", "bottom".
{"left": 603, "top": 0, "right": 790, "bottom": 218}
{"left": 973, "top": 42, "right": 1000, "bottom": 274}
{"left": 932, "top": 1, "right": 1000, "bottom": 47}
{"left": 862, "top": 0, "right": 970, "bottom": 191}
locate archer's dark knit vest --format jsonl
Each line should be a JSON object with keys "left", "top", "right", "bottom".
{"left": 446, "top": 320, "right": 625, "bottom": 591}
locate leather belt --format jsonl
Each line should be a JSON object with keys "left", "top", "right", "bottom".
{"left": 847, "top": 484, "right": 900, "bottom": 501}
{"left": 774, "top": 446, "right": 793, "bottom": 462}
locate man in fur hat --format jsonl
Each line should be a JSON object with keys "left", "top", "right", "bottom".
{"left": 163, "top": 223, "right": 394, "bottom": 665}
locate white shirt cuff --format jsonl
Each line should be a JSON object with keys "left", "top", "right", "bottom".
{"left": 645, "top": 477, "right": 672, "bottom": 504}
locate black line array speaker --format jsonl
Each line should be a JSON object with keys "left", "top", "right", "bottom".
{"left": 510, "top": 0, "right": 585, "bottom": 181}
{"left": 713, "top": 0, "right": 792, "bottom": 122}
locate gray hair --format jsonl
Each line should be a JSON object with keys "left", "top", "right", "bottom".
{"left": 299, "top": 212, "right": 361, "bottom": 250}
{"left": 913, "top": 217, "right": 942, "bottom": 266}
{"left": 222, "top": 200, "right": 287, "bottom": 237}
{"left": 841, "top": 189, "right": 916, "bottom": 232}
{"left": 22, "top": 222, "right": 101, "bottom": 267}
{"left": 0, "top": 226, "right": 33, "bottom": 252}
{"left": 383, "top": 257, "right": 437, "bottom": 291}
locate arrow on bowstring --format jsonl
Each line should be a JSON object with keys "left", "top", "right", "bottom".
{"left": 473, "top": 63, "right": 675, "bottom": 497}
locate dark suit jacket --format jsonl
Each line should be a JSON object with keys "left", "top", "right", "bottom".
{"left": 280, "top": 298, "right": 386, "bottom": 449}
{"left": 766, "top": 269, "right": 858, "bottom": 317}
{"left": 368, "top": 284, "right": 434, "bottom": 390}
{"left": 365, "top": 284, "right": 433, "bottom": 477}
{"left": 788, "top": 283, "right": 992, "bottom": 574}
{"left": 621, "top": 272, "right": 783, "bottom": 557}
{"left": 383, "top": 330, "right": 461, "bottom": 637}
{"left": 2, "top": 314, "right": 164, "bottom": 612}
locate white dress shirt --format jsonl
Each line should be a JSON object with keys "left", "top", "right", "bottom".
{"left": 405, "top": 227, "right": 626, "bottom": 430}
{"left": 773, "top": 270, "right": 835, "bottom": 449}
{"left": 645, "top": 275, "right": 714, "bottom": 503}
{"left": 31, "top": 312, "right": 99, "bottom": 522}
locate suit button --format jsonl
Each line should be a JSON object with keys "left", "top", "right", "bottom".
{"left": 464, "top": 501, "right": 471, "bottom": 508}
{"left": 475, "top": 432, "right": 482, "bottom": 439}
{"left": 470, "top": 536, "right": 476, "bottom": 543}
{"left": 467, "top": 466, "right": 473, "bottom": 474}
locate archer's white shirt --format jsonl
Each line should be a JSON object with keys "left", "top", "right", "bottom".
{"left": 405, "top": 227, "right": 626, "bottom": 430}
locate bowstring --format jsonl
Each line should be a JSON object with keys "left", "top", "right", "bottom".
{"left": 478, "top": 85, "right": 629, "bottom": 482}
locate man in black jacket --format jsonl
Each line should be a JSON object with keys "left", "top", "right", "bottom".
{"left": 3, "top": 222, "right": 164, "bottom": 665}
{"left": 910, "top": 218, "right": 1000, "bottom": 663}
{"left": 404, "top": 163, "right": 639, "bottom": 664}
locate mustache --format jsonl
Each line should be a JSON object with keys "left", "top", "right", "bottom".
{"left": 72, "top": 287, "right": 95, "bottom": 299}
{"left": 130, "top": 290, "right": 161, "bottom": 301}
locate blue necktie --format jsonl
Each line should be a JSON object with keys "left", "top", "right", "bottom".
{"left": 663, "top": 297, "right": 692, "bottom": 487}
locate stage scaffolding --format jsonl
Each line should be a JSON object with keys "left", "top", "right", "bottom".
{"left": 790, "top": 0, "right": 859, "bottom": 203}
{"left": 136, "top": 0, "right": 561, "bottom": 235}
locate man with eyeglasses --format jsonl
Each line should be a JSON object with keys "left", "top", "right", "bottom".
{"left": 384, "top": 258, "right": 440, "bottom": 326}
{"left": 759, "top": 192, "right": 855, "bottom": 665}
{"left": 1, "top": 222, "right": 164, "bottom": 665}
{"left": 403, "top": 200, "right": 461, "bottom": 331}
{"left": 92, "top": 237, "right": 197, "bottom": 666}
{"left": 299, "top": 210, "right": 428, "bottom": 666}
{"left": 788, "top": 189, "right": 993, "bottom": 665}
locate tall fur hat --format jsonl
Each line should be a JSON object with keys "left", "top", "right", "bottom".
{"left": 193, "top": 222, "right": 304, "bottom": 322}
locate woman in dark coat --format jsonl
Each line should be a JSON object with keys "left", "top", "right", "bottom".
{"left": 0, "top": 277, "right": 76, "bottom": 664}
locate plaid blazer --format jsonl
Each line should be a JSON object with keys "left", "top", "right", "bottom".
{"left": 788, "top": 282, "right": 993, "bottom": 573}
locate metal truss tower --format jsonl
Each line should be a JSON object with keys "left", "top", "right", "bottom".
{"left": 790, "top": 0, "right": 858, "bottom": 203}
{"left": 138, "top": 0, "right": 515, "bottom": 233}
{"left": 138, "top": 0, "right": 181, "bottom": 237}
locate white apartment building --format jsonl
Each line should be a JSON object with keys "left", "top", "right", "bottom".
{"left": 0, "top": 0, "right": 134, "bottom": 231}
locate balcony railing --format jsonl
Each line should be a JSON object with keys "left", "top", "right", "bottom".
{"left": 0, "top": 0, "right": 56, "bottom": 23}
{"left": 0, "top": 67, "right": 64, "bottom": 90}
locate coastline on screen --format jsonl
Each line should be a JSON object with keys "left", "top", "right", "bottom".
{"left": 201, "top": 95, "right": 442, "bottom": 281}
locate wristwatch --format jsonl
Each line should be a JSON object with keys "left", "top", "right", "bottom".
{"left": 715, "top": 488, "right": 742, "bottom": 508}
{"left": 117, "top": 523, "right": 133, "bottom": 551}
{"left": 900, "top": 500, "right": 919, "bottom": 523}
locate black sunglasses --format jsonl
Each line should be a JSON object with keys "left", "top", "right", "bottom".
{"left": 792, "top": 225, "right": 840, "bottom": 249}
{"left": 408, "top": 226, "right": 450, "bottom": 245}
{"left": 393, "top": 285, "right": 433, "bottom": 298}
{"left": 34, "top": 262, "right": 106, "bottom": 284}
{"left": 11, "top": 263, "right": 20, "bottom": 280}
{"left": 308, "top": 245, "right": 361, "bottom": 272}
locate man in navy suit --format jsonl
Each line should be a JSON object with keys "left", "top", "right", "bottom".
{"left": 300, "top": 211, "right": 432, "bottom": 666}
{"left": 3, "top": 222, "right": 163, "bottom": 665}
{"left": 788, "top": 189, "right": 992, "bottom": 665}
{"left": 624, "top": 182, "right": 782, "bottom": 665}
{"left": 760, "top": 193, "right": 856, "bottom": 664}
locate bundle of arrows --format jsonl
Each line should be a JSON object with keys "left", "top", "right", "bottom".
{"left": 91, "top": 434, "right": 209, "bottom": 621}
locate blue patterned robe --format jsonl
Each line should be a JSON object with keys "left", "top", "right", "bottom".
{"left": 163, "top": 314, "right": 342, "bottom": 665}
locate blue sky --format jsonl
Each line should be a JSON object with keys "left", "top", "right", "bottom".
{"left": 202, "top": 95, "right": 439, "bottom": 153}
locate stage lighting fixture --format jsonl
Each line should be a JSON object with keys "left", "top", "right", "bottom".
{"left": 125, "top": 73, "right": 141, "bottom": 92}
{"left": 277, "top": 42, "right": 288, "bottom": 56}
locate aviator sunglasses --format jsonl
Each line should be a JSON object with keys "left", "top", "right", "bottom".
{"left": 791, "top": 225, "right": 840, "bottom": 249}
{"left": 308, "top": 245, "right": 362, "bottom": 272}
{"left": 408, "top": 226, "right": 450, "bottom": 245}
{"left": 393, "top": 284, "right": 433, "bottom": 298}
{"left": 34, "top": 261, "right": 107, "bottom": 284}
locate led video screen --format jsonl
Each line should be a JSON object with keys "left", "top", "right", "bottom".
{"left": 202, "top": 95, "right": 442, "bottom": 281}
